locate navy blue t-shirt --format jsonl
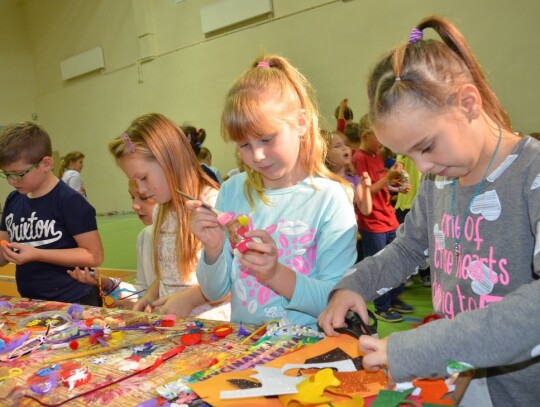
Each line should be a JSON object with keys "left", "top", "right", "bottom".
{"left": 0, "top": 180, "right": 98, "bottom": 302}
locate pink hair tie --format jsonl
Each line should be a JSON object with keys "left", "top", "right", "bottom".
{"left": 121, "top": 132, "right": 136, "bottom": 153}
{"left": 257, "top": 61, "right": 270, "bottom": 68}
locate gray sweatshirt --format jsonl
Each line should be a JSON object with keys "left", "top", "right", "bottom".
{"left": 334, "top": 136, "right": 540, "bottom": 406}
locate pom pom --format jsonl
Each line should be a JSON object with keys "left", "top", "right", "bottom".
{"left": 238, "top": 215, "right": 249, "bottom": 226}
{"left": 69, "top": 340, "right": 79, "bottom": 350}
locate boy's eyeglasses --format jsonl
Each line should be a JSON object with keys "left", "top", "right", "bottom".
{"left": 0, "top": 158, "right": 42, "bottom": 182}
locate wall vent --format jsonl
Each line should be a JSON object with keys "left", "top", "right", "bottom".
{"left": 200, "top": 0, "right": 273, "bottom": 35}
{"left": 60, "top": 47, "right": 105, "bottom": 81}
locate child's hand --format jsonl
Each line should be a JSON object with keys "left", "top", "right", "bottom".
{"left": 239, "top": 229, "right": 279, "bottom": 281}
{"left": 400, "top": 185, "right": 411, "bottom": 194}
{"left": 359, "top": 335, "right": 394, "bottom": 383}
{"left": 67, "top": 266, "right": 99, "bottom": 286}
{"left": 360, "top": 335, "right": 389, "bottom": 368}
{"left": 133, "top": 296, "right": 154, "bottom": 313}
{"left": 386, "top": 166, "right": 402, "bottom": 182}
{"left": 317, "top": 289, "right": 370, "bottom": 336}
{"left": 151, "top": 289, "right": 197, "bottom": 317}
{"left": 361, "top": 171, "right": 372, "bottom": 188}
{"left": 186, "top": 199, "right": 225, "bottom": 261}
{"left": 1, "top": 242, "right": 35, "bottom": 265}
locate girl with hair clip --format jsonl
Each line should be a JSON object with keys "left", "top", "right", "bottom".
{"left": 59, "top": 151, "right": 87, "bottom": 196}
{"left": 186, "top": 55, "right": 358, "bottom": 330}
{"left": 319, "top": 16, "right": 540, "bottom": 405}
{"left": 108, "top": 113, "right": 230, "bottom": 320}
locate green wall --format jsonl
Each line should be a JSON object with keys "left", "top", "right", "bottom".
{"left": 1, "top": 0, "right": 539, "bottom": 213}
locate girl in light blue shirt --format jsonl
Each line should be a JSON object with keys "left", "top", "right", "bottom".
{"left": 187, "top": 55, "right": 357, "bottom": 330}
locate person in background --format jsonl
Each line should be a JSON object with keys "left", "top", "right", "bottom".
{"left": 319, "top": 16, "right": 540, "bottom": 405}
{"left": 335, "top": 98, "right": 354, "bottom": 133}
{"left": 351, "top": 113, "right": 414, "bottom": 322}
{"left": 323, "top": 130, "right": 372, "bottom": 262}
{"left": 395, "top": 154, "right": 431, "bottom": 287}
{"left": 109, "top": 113, "right": 229, "bottom": 320}
{"left": 59, "top": 151, "right": 87, "bottom": 196}
{"left": 223, "top": 147, "right": 245, "bottom": 181}
{"left": 324, "top": 130, "right": 372, "bottom": 216}
{"left": 68, "top": 179, "right": 157, "bottom": 308}
{"left": 186, "top": 55, "right": 357, "bottom": 331}
{"left": 198, "top": 147, "right": 223, "bottom": 184}
{"left": 0, "top": 122, "right": 103, "bottom": 305}
{"left": 343, "top": 122, "right": 362, "bottom": 152}
{"left": 181, "top": 125, "right": 220, "bottom": 184}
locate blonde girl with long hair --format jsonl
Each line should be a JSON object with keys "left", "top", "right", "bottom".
{"left": 187, "top": 55, "right": 358, "bottom": 330}
{"left": 108, "top": 113, "right": 229, "bottom": 319}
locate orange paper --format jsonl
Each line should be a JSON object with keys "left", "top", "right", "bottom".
{"left": 189, "top": 335, "right": 387, "bottom": 406}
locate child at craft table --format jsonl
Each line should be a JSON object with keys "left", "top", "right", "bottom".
{"left": 0, "top": 122, "right": 104, "bottom": 305}
{"left": 68, "top": 179, "right": 158, "bottom": 308}
{"left": 109, "top": 113, "right": 230, "bottom": 320}
{"left": 318, "top": 15, "right": 540, "bottom": 406}
{"left": 186, "top": 54, "right": 358, "bottom": 331}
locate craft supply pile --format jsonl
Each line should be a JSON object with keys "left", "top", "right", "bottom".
{"left": 0, "top": 296, "right": 455, "bottom": 406}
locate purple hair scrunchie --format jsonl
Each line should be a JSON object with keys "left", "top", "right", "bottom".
{"left": 408, "top": 28, "right": 423, "bottom": 43}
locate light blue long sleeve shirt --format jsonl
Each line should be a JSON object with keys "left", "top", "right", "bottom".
{"left": 196, "top": 174, "right": 357, "bottom": 330}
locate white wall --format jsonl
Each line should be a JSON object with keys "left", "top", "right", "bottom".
{"left": 1, "top": 0, "right": 539, "bottom": 213}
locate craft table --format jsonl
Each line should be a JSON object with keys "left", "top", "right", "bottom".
{"left": 0, "top": 295, "right": 278, "bottom": 406}
{"left": 0, "top": 296, "right": 453, "bottom": 407}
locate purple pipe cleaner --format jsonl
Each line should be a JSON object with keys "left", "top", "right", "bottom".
{"left": 1, "top": 332, "right": 30, "bottom": 354}
{"left": 408, "top": 28, "right": 423, "bottom": 43}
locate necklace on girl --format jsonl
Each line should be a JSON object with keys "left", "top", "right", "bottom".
{"left": 450, "top": 125, "right": 502, "bottom": 264}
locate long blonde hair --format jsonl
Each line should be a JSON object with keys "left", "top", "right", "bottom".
{"left": 221, "top": 54, "right": 350, "bottom": 209}
{"left": 109, "top": 113, "right": 218, "bottom": 280}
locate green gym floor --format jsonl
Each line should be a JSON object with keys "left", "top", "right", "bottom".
{"left": 96, "top": 212, "right": 434, "bottom": 338}
{"left": 98, "top": 212, "right": 144, "bottom": 271}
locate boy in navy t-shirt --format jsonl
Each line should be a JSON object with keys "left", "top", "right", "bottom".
{"left": 0, "top": 122, "right": 104, "bottom": 305}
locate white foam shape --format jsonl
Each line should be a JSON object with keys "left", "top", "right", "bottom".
{"left": 433, "top": 224, "right": 445, "bottom": 250}
{"left": 435, "top": 178, "right": 453, "bottom": 189}
{"left": 531, "top": 344, "right": 540, "bottom": 358}
{"left": 470, "top": 190, "right": 501, "bottom": 221}
{"left": 220, "top": 366, "right": 304, "bottom": 399}
{"left": 534, "top": 222, "right": 540, "bottom": 256}
{"left": 278, "top": 220, "right": 309, "bottom": 236}
{"left": 532, "top": 173, "right": 540, "bottom": 190}
{"left": 466, "top": 261, "right": 496, "bottom": 295}
{"left": 487, "top": 154, "right": 516, "bottom": 182}
{"left": 119, "top": 360, "right": 140, "bottom": 371}
{"left": 221, "top": 360, "right": 356, "bottom": 400}
{"left": 157, "top": 381, "right": 183, "bottom": 400}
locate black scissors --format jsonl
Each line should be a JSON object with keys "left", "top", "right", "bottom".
{"left": 335, "top": 310, "right": 378, "bottom": 339}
